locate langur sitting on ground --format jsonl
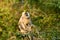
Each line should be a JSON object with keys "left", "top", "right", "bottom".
{"left": 18, "top": 11, "right": 33, "bottom": 34}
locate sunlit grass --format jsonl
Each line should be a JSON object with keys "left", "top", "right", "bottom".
{"left": 0, "top": 0, "right": 60, "bottom": 40}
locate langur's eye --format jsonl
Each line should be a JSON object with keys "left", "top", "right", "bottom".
{"left": 26, "top": 24, "right": 28, "bottom": 26}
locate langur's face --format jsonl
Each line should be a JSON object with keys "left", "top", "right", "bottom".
{"left": 22, "top": 11, "right": 30, "bottom": 19}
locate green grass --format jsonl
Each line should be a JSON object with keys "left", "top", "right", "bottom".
{"left": 0, "top": 0, "right": 60, "bottom": 40}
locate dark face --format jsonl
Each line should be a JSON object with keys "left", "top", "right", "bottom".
{"left": 25, "top": 12, "right": 30, "bottom": 19}
{"left": 22, "top": 11, "right": 30, "bottom": 19}
{"left": 25, "top": 12, "right": 28, "bottom": 16}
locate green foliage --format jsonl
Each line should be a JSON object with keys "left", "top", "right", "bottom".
{"left": 0, "top": 0, "right": 60, "bottom": 40}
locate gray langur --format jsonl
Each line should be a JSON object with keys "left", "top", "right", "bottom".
{"left": 18, "top": 11, "right": 33, "bottom": 34}
{"left": 18, "top": 11, "right": 40, "bottom": 40}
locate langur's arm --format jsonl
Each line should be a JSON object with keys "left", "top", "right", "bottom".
{"left": 18, "top": 16, "right": 22, "bottom": 25}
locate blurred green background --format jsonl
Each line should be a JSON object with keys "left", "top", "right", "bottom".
{"left": 0, "top": 0, "right": 60, "bottom": 40}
